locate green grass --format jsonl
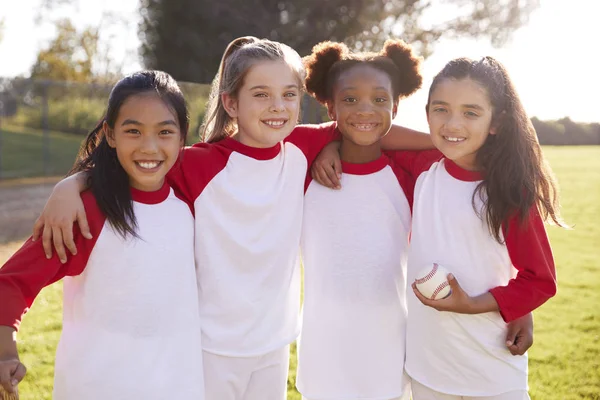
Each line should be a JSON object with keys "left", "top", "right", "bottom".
{"left": 0, "top": 124, "right": 83, "bottom": 179}
{"left": 4, "top": 146, "right": 600, "bottom": 400}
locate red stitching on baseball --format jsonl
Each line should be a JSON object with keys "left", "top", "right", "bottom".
{"left": 415, "top": 263, "right": 438, "bottom": 285}
{"left": 431, "top": 280, "right": 450, "bottom": 300}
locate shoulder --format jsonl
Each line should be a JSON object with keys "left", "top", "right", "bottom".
{"left": 80, "top": 189, "right": 106, "bottom": 236}
{"left": 387, "top": 149, "right": 443, "bottom": 178}
{"left": 286, "top": 121, "right": 337, "bottom": 144}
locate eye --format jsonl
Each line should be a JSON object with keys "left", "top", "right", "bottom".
{"left": 432, "top": 107, "right": 447, "bottom": 113}
{"left": 125, "top": 129, "right": 140, "bottom": 134}
{"left": 159, "top": 129, "right": 175, "bottom": 135}
{"left": 465, "top": 111, "right": 479, "bottom": 117}
{"left": 284, "top": 91, "right": 298, "bottom": 98}
{"left": 254, "top": 92, "right": 268, "bottom": 98}
{"left": 375, "top": 97, "right": 388, "bottom": 103}
{"left": 343, "top": 97, "right": 357, "bottom": 103}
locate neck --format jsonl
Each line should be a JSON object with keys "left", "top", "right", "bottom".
{"left": 339, "top": 139, "right": 382, "bottom": 164}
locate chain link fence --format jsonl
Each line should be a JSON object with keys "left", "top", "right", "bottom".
{"left": 0, "top": 77, "right": 325, "bottom": 180}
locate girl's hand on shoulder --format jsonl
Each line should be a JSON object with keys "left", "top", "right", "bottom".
{"left": 0, "top": 356, "right": 26, "bottom": 396}
{"left": 32, "top": 179, "right": 91, "bottom": 263}
{"left": 505, "top": 312, "right": 534, "bottom": 355}
{"left": 311, "top": 141, "right": 342, "bottom": 189}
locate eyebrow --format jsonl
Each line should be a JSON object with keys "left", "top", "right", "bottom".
{"left": 121, "top": 119, "right": 178, "bottom": 127}
{"left": 340, "top": 86, "right": 390, "bottom": 91}
{"left": 430, "top": 100, "right": 485, "bottom": 111}
{"left": 249, "top": 84, "right": 299, "bottom": 90}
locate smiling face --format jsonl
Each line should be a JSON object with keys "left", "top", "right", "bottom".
{"left": 427, "top": 77, "right": 496, "bottom": 171}
{"left": 223, "top": 60, "right": 301, "bottom": 148}
{"left": 106, "top": 93, "right": 183, "bottom": 192}
{"left": 328, "top": 64, "right": 397, "bottom": 148}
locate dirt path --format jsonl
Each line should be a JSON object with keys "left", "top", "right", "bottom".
{"left": 0, "top": 178, "right": 60, "bottom": 244}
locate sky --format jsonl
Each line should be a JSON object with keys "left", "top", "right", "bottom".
{"left": 0, "top": 0, "right": 598, "bottom": 131}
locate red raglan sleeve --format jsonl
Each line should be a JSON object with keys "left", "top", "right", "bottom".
{"left": 166, "top": 143, "right": 231, "bottom": 211}
{"left": 285, "top": 122, "right": 341, "bottom": 166}
{"left": 387, "top": 149, "right": 444, "bottom": 180}
{"left": 489, "top": 206, "right": 557, "bottom": 322}
{"left": 0, "top": 191, "right": 105, "bottom": 331}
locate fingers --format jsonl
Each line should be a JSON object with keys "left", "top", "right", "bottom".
{"left": 505, "top": 325, "right": 519, "bottom": 354}
{"left": 447, "top": 274, "right": 459, "bottom": 290}
{"left": 52, "top": 226, "right": 67, "bottom": 264}
{"left": 42, "top": 224, "right": 53, "bottom": 259}
{"left": 77, "top": 211, "right": 92, "bottom": 240}
{"left": 411, "top": 283, "right": 437, "bottom": 309}
{"left": 333, "top": 158, "right": 342, "bottom": 181}
{"left": 312, "top": 163, "right": 338, "bottom": 189}
{"left": 63, "top": 227, "right": 77, "bottom": 257}
{"left": 0, "top": 362, "right": 19, "bottom": 394}
{"left": 32, "top": 217, "right": 44, "bottom": 241}
{"left": 323, "top": 162, "right": 341, "bottom": 189}
{"left": 11, "top": 363, "right": 26, "bottom": 387}
{"left": 0, "top": 367, "right": 12, "bottom": 393}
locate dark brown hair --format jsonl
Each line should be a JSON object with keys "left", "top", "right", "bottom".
{"left": 427, "top": 57, "right": 565, "bottom": 241}
{"left": 304, "top": 38, "right": 423, "bottom": 105}
{"left": 70, "top": 70, "right": 189, "bottom": 238}
{"left": 201, "top": 36, "right": 305, "bottom": 143}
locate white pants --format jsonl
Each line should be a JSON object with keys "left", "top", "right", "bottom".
{"left": 411, "top": 380, "right": 530, "bottom": 400}
{"left": 203, "top": 345, "right": 290, "bottom": 400}
{"left": 303, "top": 397, "right": 403, "bottom": 400}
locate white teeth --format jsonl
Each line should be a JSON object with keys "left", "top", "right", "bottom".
{"left": 444, "top": 136, "right": 465, "bottom": 142}
{"left": 137, "top": 161, "right": 161, "bottom": 169}
{"left": 353, "top": 123, "right": 377, "bottom": 130}
{"left": 264, "top": 120, "right": 286, "bottom": 127}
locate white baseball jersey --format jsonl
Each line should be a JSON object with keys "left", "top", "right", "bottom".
{"left": 404, "top": 157, "right": 556, "bottom": 396}
{"left": 297, "top": 153, "right": 414, "bottom": 399}
{"left": 167, "top": 123, "right": 338, "bottom": 357}
{"left": 0, "top": 183, "right": 204, "bottom": 400}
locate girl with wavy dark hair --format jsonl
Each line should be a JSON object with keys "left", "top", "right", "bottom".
{"left": 404, "top": 57, "right": 562, "bottom": 399}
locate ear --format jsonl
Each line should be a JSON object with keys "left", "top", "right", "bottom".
{"left": 490, "top": 110, "right": 505, "bottom": 135}
{"left": 392, "top": 101, "right": 399, "bottom": 119}
{"left": 222, "top": 92, "right": 238, "bottom": 118}
{"left": 104, "top": 121, "right": 116, "bottom": 148}
{"left": 326, "top": 102, "right": 336, "bottom": 121}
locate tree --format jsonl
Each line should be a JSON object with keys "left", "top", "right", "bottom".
{"left": 139, "top": 0, "right": 539, "bottom": 83}
{"left": 30, "top": 19, "right": 99, "bottom": 82}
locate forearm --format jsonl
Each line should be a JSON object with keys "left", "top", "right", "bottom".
{"left": 61, "top": 171, "right": 90, "bottom": 193}
{"left": 0, "top": 327, "right": 18, "bottom": 359}
{"left": 468, "top": 292, "right": 500, "bottom": 314}
{"left": 382, "top": 125, "right": 433, "bottom": 150}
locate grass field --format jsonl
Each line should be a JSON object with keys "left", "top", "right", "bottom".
{"left": 0, "top": 125, "right": 83, "bottom": 179}
{"left": 1, "top": 146, "right": 599, "bottom": 399}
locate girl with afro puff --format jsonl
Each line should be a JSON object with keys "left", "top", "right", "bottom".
{"left": 297, "top": 39, "right": 433, "bottom": 400}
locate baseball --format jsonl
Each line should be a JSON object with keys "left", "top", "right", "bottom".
{"left": 414, "top": 263, "right": 452, "bottom": 300}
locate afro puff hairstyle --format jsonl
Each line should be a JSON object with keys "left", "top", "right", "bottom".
{"left": 303, "top": 39, "right": 423, "bottom": 105}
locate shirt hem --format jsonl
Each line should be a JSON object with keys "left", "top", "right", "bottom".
{"left": 406, "top": 367, "right": 528, "bottom": 396}
{"left": 296, "top": 388, "right": 407, "bottom": 400}
{"left": 201, "top": 331, "right": 299, "bottom": 358}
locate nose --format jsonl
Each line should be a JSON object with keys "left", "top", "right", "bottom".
{"left": 356, "top": 102, "right": 375, "bottom": 116}
{"left": 269, "top": 97, "right": 285, "bottom": 113}
{"left": 445, "top": 114, "right": 463, "bottom": 132}
{"left": 140, "top": 134, "right": 159, "bottom": 154}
